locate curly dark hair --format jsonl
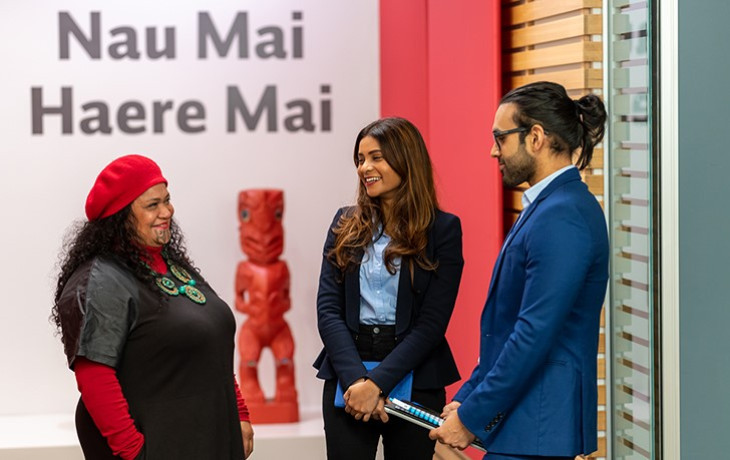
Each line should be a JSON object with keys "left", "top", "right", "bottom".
{"left": 51, "top": 204, "right": 195, "bottom": 354}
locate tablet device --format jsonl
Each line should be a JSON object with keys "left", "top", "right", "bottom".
{"left": 384, "top": 398, "right": 486, "bottom": 452}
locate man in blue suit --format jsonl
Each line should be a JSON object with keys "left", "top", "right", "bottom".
{"left": 430, "top": 81, "right": 609, "bottom": 460}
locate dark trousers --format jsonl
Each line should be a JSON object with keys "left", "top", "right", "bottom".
{"left": 322, "top": 324, "right": 446, "bottom": 459}
{"left": 322, "top": 379, "right": 445, "bottom": 460}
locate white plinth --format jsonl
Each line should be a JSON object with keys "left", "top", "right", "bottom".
{"left": 0, "top": 408, "right": 326, "bottom": 460}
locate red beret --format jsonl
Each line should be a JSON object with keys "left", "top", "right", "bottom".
{"left": 85, "top": 154, "right": 167, "bottom": 220}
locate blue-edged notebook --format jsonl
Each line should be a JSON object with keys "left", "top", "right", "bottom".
{"left": 334, "top": 361, "right": 413, "bottom": 408}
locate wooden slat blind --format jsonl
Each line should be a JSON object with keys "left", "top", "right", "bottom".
{"left": 508, "top": 0, "right": 602, "bottom": 23}
{"left": 510, "top": 67, "right": 603, "bottom": 91}
{"left": 501, "top": 1, "right": 606, "bottom": 458}
{"left": 507, "top": 14, "right": 602, "bottom": 48}
{"left": 511, "top": 41, "right": 602, "bottom": 72}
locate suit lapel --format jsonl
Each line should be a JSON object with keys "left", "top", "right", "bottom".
{"left": 345, "top": 249, "right": 364, "bottom": 331}
{"left": 394, "top": 219, "right": 435, "bottom": 335}
{"left": 485, "top": 169, "right": 582, "bottom": 302}
{"left": 484, "top": 202, "right": 539, "bottom": 301}
{"left": 395, "top": 261, "right": 413, "bottom": 336}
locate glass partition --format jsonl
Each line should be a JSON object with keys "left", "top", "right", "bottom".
{"left": 606, "top": 0, "right": 660, "bottom": 458}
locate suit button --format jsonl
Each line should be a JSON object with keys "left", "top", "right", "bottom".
{"left": 373, "top": 327, "right": 380, "bottom": 334}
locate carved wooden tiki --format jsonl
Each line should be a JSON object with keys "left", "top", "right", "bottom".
{"left": 235, "top": 189, "right": 298, "bottom": 423}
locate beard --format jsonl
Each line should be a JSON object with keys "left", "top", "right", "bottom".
{"left": 500, "top": 145, "right": 536, "bottom": 188}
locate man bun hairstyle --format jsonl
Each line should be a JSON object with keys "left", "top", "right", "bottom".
{"left": 574, "top": 93, "right": 607, "bottom": 169}
{"left": 501, "top": 81, "right": 607, "bottom": 170}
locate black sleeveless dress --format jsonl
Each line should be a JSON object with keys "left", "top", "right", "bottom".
{"left": 59, "top": 256, "right": 244, "bottom": 460}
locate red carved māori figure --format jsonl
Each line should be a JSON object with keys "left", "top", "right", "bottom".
{"left": 235, "top": 189, "right": 298, "bottom": 423}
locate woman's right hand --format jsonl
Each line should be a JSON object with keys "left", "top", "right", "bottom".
{"left": 344, "top": 379, "right": 382, "bottom": 421}
{"left": 370, "top": 396, "right": 390, "bottom": 423}
{"left": 240, "top": 421, "right": 254, "bottom": 458}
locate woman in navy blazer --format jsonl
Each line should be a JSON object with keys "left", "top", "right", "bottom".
{"left": 314, "top": 117, "right": 463, "bottom": 459}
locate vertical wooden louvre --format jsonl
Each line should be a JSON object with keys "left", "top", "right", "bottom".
{"left": 501, "top": 1, "right": 606, "bottom": 458}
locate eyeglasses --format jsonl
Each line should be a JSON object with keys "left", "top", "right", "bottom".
{"left": 492, "top": 126, "right": 528, "bottom": 151}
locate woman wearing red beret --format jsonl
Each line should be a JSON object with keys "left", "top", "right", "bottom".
{"left": 51, "top": 155, "right": 254, "bottom": 459}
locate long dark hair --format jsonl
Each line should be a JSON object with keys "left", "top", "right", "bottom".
{"left": 51, "top": 204, "right": 194, "bottom": 355}
{"left": 501, "top": 81, "right": 607, "bottom": 169}
{"left": 329, "top": 117, "right": 438, "bottom": 274}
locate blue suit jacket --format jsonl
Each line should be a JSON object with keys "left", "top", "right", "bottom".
{"left": 455, "top": 168, "right": 609, "bottom": 456}
{"left": 313, "top": 207, "right": 463, "bottom": 395}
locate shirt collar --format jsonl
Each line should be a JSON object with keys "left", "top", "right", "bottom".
{"left": 522, "top": 164, "right": 576, "bottom": 210}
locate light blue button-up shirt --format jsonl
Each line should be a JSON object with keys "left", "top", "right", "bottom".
{"left": 359, "top": 232, "right": 400, "bottom": 325}
{"left": 521, "top": 164, "right": 576, "bottom": 211}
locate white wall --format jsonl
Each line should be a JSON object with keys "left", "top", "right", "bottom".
{"left": 0, "top": 0, "right": 378, "bottom": 416}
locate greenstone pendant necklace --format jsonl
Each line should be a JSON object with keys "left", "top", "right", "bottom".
{"left": 155, "top": 264, "right": 207, "bottom": 305}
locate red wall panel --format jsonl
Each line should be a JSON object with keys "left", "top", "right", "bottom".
{"left": 379, "top": 0, "right": 430, "bottom": 140}
{"left": 425, "top": 0, "right": 502, "bottom": 401}
{"left": 380, "top": 0, "right": 502, "bottom": 417}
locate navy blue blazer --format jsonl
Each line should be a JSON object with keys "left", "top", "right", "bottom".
{"left": 313, "top": 207, "right": 463, "bottom": 395}
{"left": 454, "top": 168, "right": 609, "bottom": 456}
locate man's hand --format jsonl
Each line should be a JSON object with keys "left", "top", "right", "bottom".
{"left": 429, "top": 409, "right": 476, "bottom": 450}
{"left": 440, "top": 401, "right": 461, "bottom": 418}
{"left": 344, "top": 379, "right": 381, "bottom": 422}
